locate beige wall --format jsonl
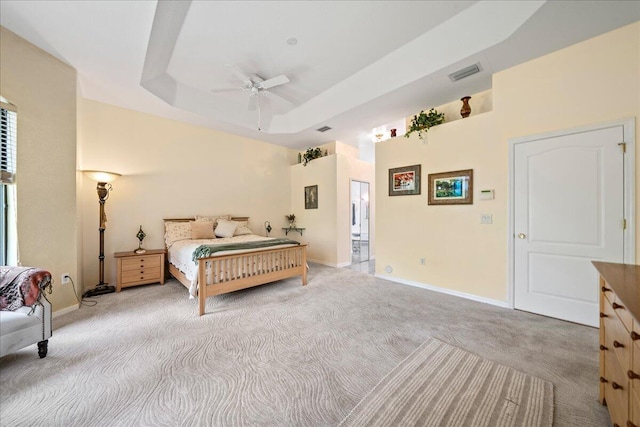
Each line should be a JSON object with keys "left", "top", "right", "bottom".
{"left": 291, "top": 142, "right": 374, "bottom": 267}
{"left": 290, "top": 155, "right": 337, "bottom": 265}
{"left": 0, "top": 27, "right": 79, "bottom": 312}
{"left": 376, "top": 21, "right": 639, "bottom": 303}
{"left": 494, "top": 21, "right": 640, "bottom": 263}
{"left": 78, "top": 99, "right": 293, "bottom": 290}
{"left": 377, "top": 112, "right": 505, "bottom": 301}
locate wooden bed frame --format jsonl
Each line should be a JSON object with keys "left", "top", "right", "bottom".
{"left": 164, "top": 218, "right": 307, "bottom": 316}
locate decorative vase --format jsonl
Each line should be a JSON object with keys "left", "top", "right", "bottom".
{"left": 460, "top": 96, "right": 471, "bottom": 118}
{"left": 289, "top": 220, "right": 296, "bottom": 228}
{"left": 390, "top": 128, "right": 397, "bottom": 137}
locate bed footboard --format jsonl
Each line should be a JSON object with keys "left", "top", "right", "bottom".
{"left": 197, "top": 244, "right": 307, "bottom": 315}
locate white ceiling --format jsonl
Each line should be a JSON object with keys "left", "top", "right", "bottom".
{"left": 1, "top": 1, "right": 639, "bottom": 149}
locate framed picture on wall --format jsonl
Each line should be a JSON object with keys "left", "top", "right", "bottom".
{"left": 305, "top": 185, "right": 318, "bottom": 209}
{"left": 388, "top": 164, "right": 421, "bottom": 196}
{"left": 428, "top": 169, "right": 473, "bottom": 205}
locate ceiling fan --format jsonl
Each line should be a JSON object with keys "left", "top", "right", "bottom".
{"left": 212, "top": 65, "right": 291, "bottom": 131}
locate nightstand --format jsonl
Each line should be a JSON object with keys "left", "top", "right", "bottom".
{"left": 114, "top": 249, "right": 165, "bottom": 292}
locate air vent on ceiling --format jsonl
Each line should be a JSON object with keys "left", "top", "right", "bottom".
{"left": 316, "top": 126, "right": 332, "bottom": 133}
{"left": 448, "top": 63, "right": 481, "bottom": 82}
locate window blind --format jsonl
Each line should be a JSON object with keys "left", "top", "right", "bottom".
{"left": 1, "top": 101, "right": 17, "bottom": 184}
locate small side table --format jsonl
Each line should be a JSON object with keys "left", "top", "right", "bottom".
{"left": 114, "top": 249, "right": 165, "bottom": 292}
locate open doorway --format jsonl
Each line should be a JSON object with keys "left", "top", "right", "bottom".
{"left": 350, "top": 180, "right": 370, "bottom": 264}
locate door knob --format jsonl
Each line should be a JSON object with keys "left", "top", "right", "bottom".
{"left": 517, "top": 233, "right": 526, "bottom": 239}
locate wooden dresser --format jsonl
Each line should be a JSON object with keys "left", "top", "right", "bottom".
{"left": 593, "top": 261, "right": 640, "bottom": 427}
{"left": 114, "top": 249, "right": 166, "bottom": 292}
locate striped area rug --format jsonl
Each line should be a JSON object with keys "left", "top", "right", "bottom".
{"left": 340, "top": 338, "right": 554, "bottom": 427}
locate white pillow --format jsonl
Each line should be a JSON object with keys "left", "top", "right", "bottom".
{"left": 233, "top": 220, "right": 253, "bottom": 236}
{"left": 215, "top": 219, "right": 238, "bottom": 238}
{"left": 165, "top": 221, "right": 192, "bottom": 247}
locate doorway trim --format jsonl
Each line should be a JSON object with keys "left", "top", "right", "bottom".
{"left": 349, "top": 179, "right": 371, "bottom": 265}
{"left": 507, "top": 118, "right": 635, "bottom": 309}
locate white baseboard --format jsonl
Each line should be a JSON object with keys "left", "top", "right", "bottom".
{"left": 308, "top": 258, "right": 344, "bottom": 268}
{"left": 375, "top": 274, "right": 509, "bottom": 309}
{"left": 53, "top": 303, "right": 79, "bottom": 318}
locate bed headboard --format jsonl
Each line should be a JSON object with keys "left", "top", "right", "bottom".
{"left": 162, "top": 217, "right": 250, "bottom": 252}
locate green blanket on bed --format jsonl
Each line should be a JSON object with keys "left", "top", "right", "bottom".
{"left": 192, "top": 239, "right": 300, "bottom": 263}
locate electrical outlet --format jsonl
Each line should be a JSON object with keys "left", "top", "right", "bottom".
{"left": 61, "top": 273, "right": 70, "bottom": 285}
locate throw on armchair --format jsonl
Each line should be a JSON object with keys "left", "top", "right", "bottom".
{"left": 0, "top": 267, "right": 53, "bottom": 358}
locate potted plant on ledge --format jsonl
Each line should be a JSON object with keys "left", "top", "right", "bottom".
{"left": 404, "top": 108, "right": 445, "bottom": 140}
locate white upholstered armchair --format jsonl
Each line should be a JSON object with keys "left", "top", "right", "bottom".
{"left": 0, "top": 267, "right": 53, "bottom": 358}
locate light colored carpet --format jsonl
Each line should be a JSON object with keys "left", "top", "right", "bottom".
{"left": 340, "top": 338, "right": 553, "bottom": 427}
{"left": 0, "top": 264, "right": 608, "bottom": 426}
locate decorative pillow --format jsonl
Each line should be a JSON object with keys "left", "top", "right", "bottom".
{"left": 164, "top": 221, "right": 192, "bottom": 247}
{"left": 215, "top": 218, "right": 238, "bottom": 238}
{"left": 232, "top": 220, "right": 253, "bottom": 236}
{"left": 190, "top": 221, "right": 215, "bottom": 239}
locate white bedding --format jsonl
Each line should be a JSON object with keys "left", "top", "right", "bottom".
{"left": 168, "top": 234, "right": 296, "bottom": 297}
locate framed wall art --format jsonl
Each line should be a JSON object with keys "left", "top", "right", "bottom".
{"left": 305, "top": 185, "right": 318, "bottom": 209}
{"left": 428, "top": 169, "right": 473, "bottom": 205}
{"left": 388, "top": 164, "right": 421, "bottom": 196}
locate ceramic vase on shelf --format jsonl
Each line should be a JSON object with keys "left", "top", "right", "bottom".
{"left": 460, "top": 96, "right": 471, "bottom": 118}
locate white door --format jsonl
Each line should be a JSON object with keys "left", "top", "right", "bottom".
{"left": 513, "top": 125, "right": 626, "bottom": 327}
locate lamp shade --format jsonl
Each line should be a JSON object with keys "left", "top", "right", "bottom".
{"left": 83, "top": 170, "right": 121, "bottom": 183}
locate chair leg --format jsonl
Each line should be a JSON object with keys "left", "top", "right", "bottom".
{"left": 37, "top": 340, "right": 48, "bottom": 358}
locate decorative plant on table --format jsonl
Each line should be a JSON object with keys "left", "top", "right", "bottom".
{"left": 404, "top": 108, "right": 445, "bottom": 140}
{"left": 302, "top": 147, "right": 325, "bottom": 166}
{"left": 285, "top": 213, "right": 296, "bottom": 227}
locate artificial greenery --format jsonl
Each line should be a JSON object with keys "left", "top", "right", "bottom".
{"left": 404, "top": 108, "right": 445, "bottom": 139}
{"left": 302, "top": 147, "right": 325, "bottom": 166}
{"left": 285, "top": 213, "right": 296, "bottom": 222}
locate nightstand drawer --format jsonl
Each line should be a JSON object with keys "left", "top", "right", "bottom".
{"left": 114, "top": 249, "right": 166, "bottom": 292}
{"left": 121, "top": 267, "right": 161, "bottom": 283}
{"left": 121, "top": 255, "right": 162, "bottom": 271}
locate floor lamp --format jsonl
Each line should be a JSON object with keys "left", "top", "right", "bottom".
{"left": 82, "top": 170, "right": 121, "bottom": 298}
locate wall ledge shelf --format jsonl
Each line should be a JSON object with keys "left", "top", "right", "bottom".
{"left": 282, "top": 227, "right": 305, "bottom": 236}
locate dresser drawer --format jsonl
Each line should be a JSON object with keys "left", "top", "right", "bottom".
{"left": 121, "top": 267, "right": 161, "bottom": 283}
{"left": 121, "top": 255, "right": 162, "bottom": 271}
{"left": 604, "top": 349, "right": 629, "bottom": 427}
{"left": 603, "top": 298, "right": 632, "bottom": 370}
{"left": 611, "top": 292, "right": 635, "bottom": 332}
{"left": 631, "top": 386, "right": 640, "bottom": 427}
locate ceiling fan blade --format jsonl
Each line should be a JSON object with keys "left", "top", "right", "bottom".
{"left": 226, "top": 64, "right": 252, "bottom": 85}
{"left": 211, "top": 87, "right": 244, "bottom": 93}
{"left": 248, "top": 93, "right": 258, "bottom": 111}
{"left": 259, "top": 75, "right": 289, "bottom": 90}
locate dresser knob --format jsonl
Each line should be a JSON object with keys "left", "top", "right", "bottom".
{"left": 612, "top": 381, "right": 623, "bottom": 390}
{"left": 631, "top": 331, "right": 640, "bottom": 341}
{"left": 613, "top": 340, "right": 625, "bottom": 348}
{"left": 601, "top": 286, "right": 612, "bottom": 292}
{"left": 600, "top": 312, "right": 608, "bottom": 318}
{"left": 600, "top": 376, "right": 608, "bottom": 383}
{"left": 599, "top": 344, "right": 608, "bottom": 351}
{"left": 629, "top": 370, "right": 640, "bottom": 380}
{"left": 612, "top": 302, "right": 625, "bottom": 310}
